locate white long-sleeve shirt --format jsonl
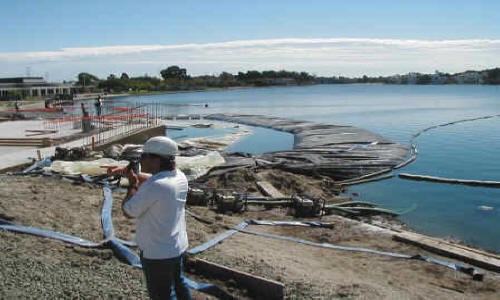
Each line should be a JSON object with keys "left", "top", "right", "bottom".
{"left": 123, "top": 169, "right": 189, "bottom": 259}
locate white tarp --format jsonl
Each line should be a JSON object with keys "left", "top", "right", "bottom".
{"left": 44, "top": 151, "right": 225, "bottom": 180}
{"left": 45, "top": 158, "right": 129, "bottom": 176}
{"left": 177, "top": 151, "right": 225, "bottom": 180}
{"left": 178, "top": 129, "right": 252, "bottom": 150}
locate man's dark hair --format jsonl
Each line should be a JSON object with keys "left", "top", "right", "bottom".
{"left": 159, "top": 155, "right": 176, "bottom": 171}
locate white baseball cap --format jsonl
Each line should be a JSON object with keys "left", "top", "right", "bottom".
{"left": 142, "top": 136, "right": 179, "bottom": 157}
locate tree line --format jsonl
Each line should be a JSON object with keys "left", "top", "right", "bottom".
{"left": 77, "top": 66, "right": 316, "bottom": 93}
{"left": 77, "top": 66, "right": 500, "bottom": 93}
{"left": 317, "top": 68, "right": 500, "bottom": 85}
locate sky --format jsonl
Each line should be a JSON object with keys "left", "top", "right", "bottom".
{"left": 1, "top": 0, "right": 499, "bottom": 81}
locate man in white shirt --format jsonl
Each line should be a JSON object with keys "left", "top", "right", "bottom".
{"left": 120, "top": 136, "right": 192, "bottom": 300}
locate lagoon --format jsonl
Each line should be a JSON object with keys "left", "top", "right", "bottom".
{"left": 118, "top": 84, "right": 500, "bottom": 253}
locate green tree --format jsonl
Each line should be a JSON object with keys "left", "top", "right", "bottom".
{"left": 98, "top": 78, "right": 128, "bottom": 92}
{"left": 77, "top": 73, "right": 100, "bottom": 86}
{"left": 485, "top": 68, "right": 500, "bottom": 84}
{"left": 416, "top": 74, "right": 432, "bottom": 85}
{"left": 129, "top": 80, "right": 154, "bottom": 91}
{"left": 245, "top": 71, "right": 262, "bottom": 80}
{"left": 444, "top": 75, "right": 456, "bottom": 84}
{"left": 298, "top": 72, "right": 313, "bottom": 82}
{"left": 160, "top": 66, "right": 188, "bottom": 80}
{"left": 219, "top": 72, "right": 234, "bottom": 81}
{"left": 7, "top": 90, "right": 23, "bottom": 100}
{"left": 262, "top": 70, "right": 277, "bottom": 78}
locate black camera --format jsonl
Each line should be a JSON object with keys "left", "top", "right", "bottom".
{"left": 126, "top": 159, "right": 140, "bottom": 174}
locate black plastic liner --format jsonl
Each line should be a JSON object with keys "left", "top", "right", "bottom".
{"left": 205, "top": 114, "right": 410, "bottom": 180}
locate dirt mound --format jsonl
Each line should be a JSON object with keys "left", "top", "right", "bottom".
{"left": 202, "top": 168, "right": 335, "bottom": 199}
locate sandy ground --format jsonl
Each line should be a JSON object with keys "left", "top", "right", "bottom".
{"left": 1, "top": 174, "right": 499, "bottom": 299}
{"left": 0, "top": 175, "right": 248, "bottom": 299}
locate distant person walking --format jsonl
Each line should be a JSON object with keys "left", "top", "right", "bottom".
{"left": 14, "top": 100, "right": 20, "bottom": 112}
{"left": 109, "top": 137, "right": 192, "bottom": 300}
{"left": 81, "top": 103, "right": 92, "bottom": 132}
{"left": 94, "top": 95, "right": 103, "bottom": 117}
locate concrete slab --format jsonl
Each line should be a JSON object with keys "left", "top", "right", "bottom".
{"left": 0, "top": 122, "right": 167, "bottom": 172}
{"left": 0, "top": 120, "right": 80, "bottom": 139}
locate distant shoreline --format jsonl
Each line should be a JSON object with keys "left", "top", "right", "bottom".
{"left": 109, "top": 85, "right": 255, "bottom": 97}
{"left": 2, "top": 82, "right": 498, "bottom": 109}
{"left": 100, "top": 81, "right": 500, "bottom": 100}
{"left": 98, "top": 81, "right": 500, "bottom": 99}
{"left": 90, "top": 85, "right": 309, "bottom": 100}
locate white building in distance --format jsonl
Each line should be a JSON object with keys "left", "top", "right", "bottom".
{"left": 0, "top": 77, "right": 78, "bottom": 100}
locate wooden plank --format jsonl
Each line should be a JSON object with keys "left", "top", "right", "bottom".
{"left": 25, "top": 129, "right": 58, "bottom": 133}
{"left": 0, "top": 138, "right": 60, "bottom": 143}
{"left": 0, "top": 138, "right": 60, "bottom": 142}
{"left": 0, "top": 140, "right": 46, "bottom": 142}
{"left": 25, "top": 130, "right": 58, "bottom": 136}
{"left": 0, "top": 140, "right": 53, "bottom": 142}
{"left": 0, "top": 144, "right": 43, "bottom": 147}
{"left": 256, "top": 181, "right": 285, "bottom": 199}
{"left": 0, "top": 142, "right": 44, "bottom": 145}
{"left": 393, "top": 231, "right": 500, "bottom": 272}
{"left": 186, "top": 257, "right": 285, "bottom": 300}
{"left": 0, "top": 137, "right": 60, "bottom": 147}
{"left": 395, "top": 231, "right": 500, "bottom": 260}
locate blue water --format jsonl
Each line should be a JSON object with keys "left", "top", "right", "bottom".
{"left": 116, "top": 84, "right": 500, "bottom": 253}
{"left": 165, "top": 124, "right": 294, "bottom": 154}
{"left": 225, "top": 126, "right": 294, "bottom": 154}
{"left": 168, "top": 126, "right": 236, "bottom": 141}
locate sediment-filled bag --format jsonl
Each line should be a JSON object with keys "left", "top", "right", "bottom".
{"left": 177, "top": 151, "right": 225, "bottom": 180}
{"left": 43, "top": 151, "right": 224, "bottom": 180}
{"left": 45, "top": 158, "right": 129, "bottom": 175}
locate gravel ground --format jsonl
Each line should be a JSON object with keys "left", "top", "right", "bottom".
{"left": 0, "top": 176, "right": 244, "bottom": 299}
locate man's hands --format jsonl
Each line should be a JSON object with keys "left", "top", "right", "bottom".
{"left": 102, "top": 164, "right": 152, "bottom": 188}
{"left": 104, "top": 165, "right": 129, "bottom": 177}
{"left": 101, "top": 165, "right": 140, "bottom": 219}
{"left": 103, "top": 165, "right": 138, "bottom": 186}
{"left": 127, "top": 169, "right": 139, "bottom": 188}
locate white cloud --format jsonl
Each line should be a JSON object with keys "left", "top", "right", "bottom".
{"left": 1, "top": 38, "right": 500, "bottom": 81}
